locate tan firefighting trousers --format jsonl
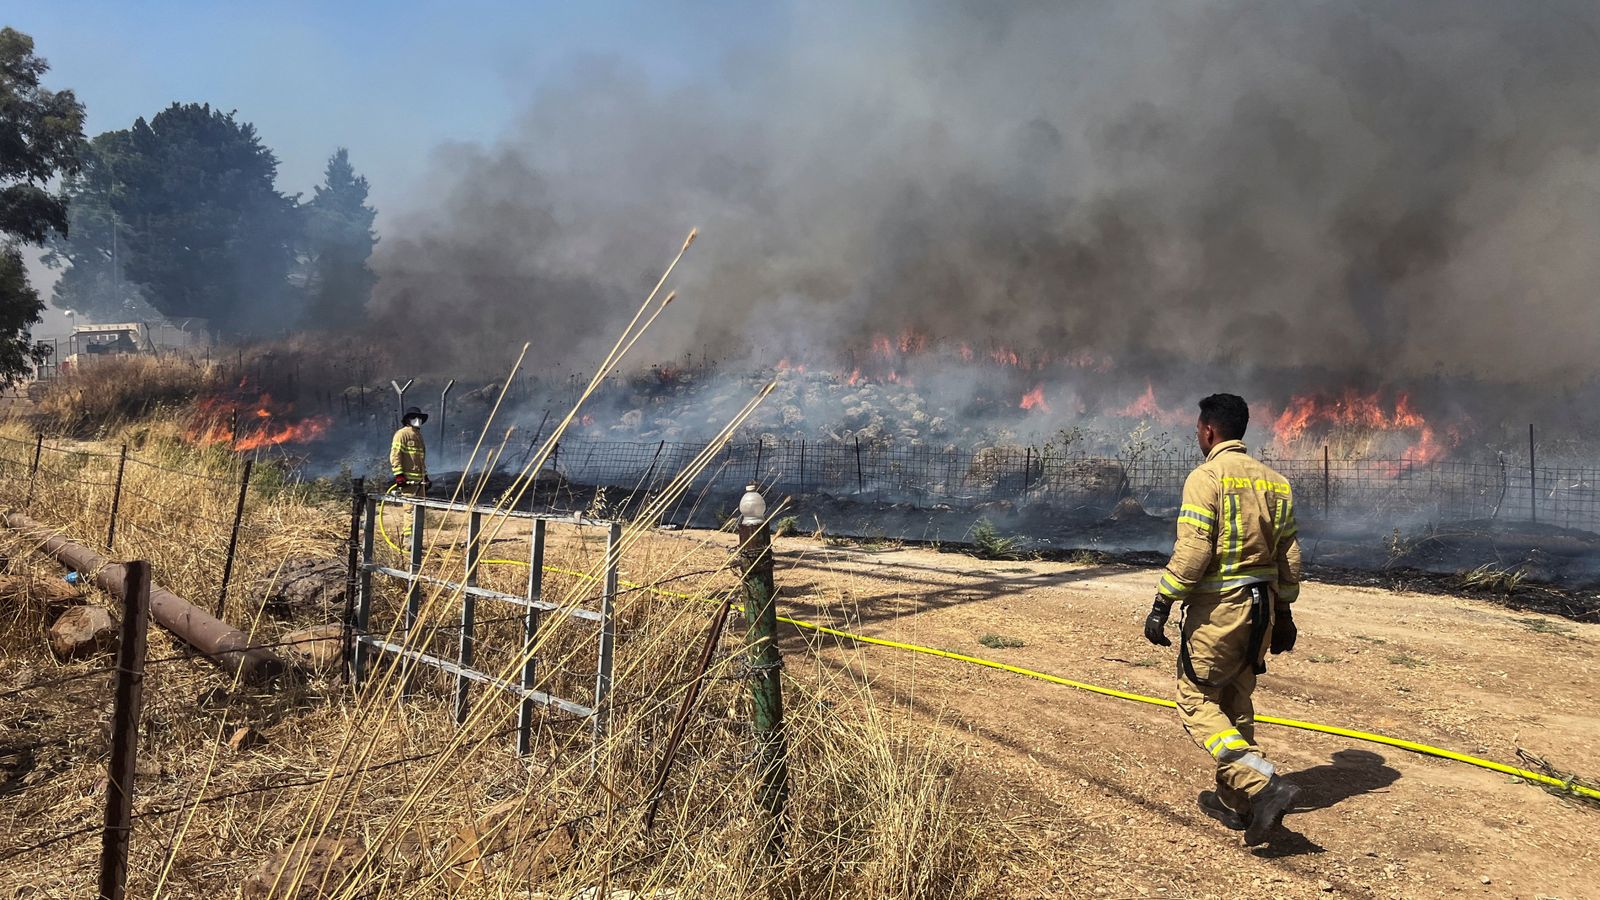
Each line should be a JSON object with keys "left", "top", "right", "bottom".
{"left": 397, "top": 482, "right": 426, "bottom": 539}
{"left": 1175, "top": 585, "right": 1279, "bottom": 812}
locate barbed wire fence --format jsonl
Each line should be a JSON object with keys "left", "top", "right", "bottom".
{"left": 0, "top": 432, "right": 755, "bottom": 897}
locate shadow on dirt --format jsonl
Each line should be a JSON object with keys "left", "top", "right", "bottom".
{"left": 1287, "top": 749, "right": 1401, "bottom": 811}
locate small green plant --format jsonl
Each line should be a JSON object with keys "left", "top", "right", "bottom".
{"left": 773, "top": 515, "right": 799, "bottom": 537}
{"left": 1309, "top": 654, "right": 1340, "bottom": 664}
{"left": 968, "top": 518, "right": 1022, "bottom": 561}
{"left": 1513, "top": 616, "right": 1576, "bottom": 637}
{"left": 1066, "top": 549, "right": 1105, "bottom": 565}
{"left": 1386, "top": 653, "right": 1428, "bottom": 668}
{"left": 1354, "top": 635, "right": 1388, "bottom": 645}
{"left": 978, "top": 633, "right": 1025, "bottom": 650}
{"left": 1459, "top": 564, "right": 1527, "bottom": 594}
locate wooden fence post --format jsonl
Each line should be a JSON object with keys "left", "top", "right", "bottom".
{"left": 98, "top": 561, "right": 151, "bottom": 900}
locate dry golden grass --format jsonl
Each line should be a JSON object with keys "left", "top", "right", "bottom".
{"left": 34, "top": 356, "right": 222, "bottom": 438}
{"left": 0, "top": 441, "right": 1019, "bottom": 897}
{"left": 1, "top": 238, "right": 1024, "bottom": 898}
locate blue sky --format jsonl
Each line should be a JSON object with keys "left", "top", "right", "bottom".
{"left": 14, "top": 1, "right": 777, "bottom": 225}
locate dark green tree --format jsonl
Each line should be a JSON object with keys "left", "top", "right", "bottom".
{"left": 102, "top": 103, "right": 300, "bottom": 336}
{"left": 0, "top": 27, "right": 85, "bottom": 383}
{"left": 43, "top": 132, "right": 149, "bottom": 320}
{"left": 301, "top": 148, "right": 377, "bottom": 330}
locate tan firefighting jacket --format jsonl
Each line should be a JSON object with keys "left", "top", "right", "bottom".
{"left": 390, "top": 425, "right": 427, "bottom": 481}
{"left": 1158, "top": 440, "right": 1302, "bottom": 607}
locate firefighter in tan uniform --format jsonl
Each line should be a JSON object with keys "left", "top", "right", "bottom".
{"left": 1143, "top": 393, "right": 1303, "bottom": 845}
{"left": 391, "top": 407, "right": 430, "bottom": 535}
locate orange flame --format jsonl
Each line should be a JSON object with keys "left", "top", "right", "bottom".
{"left": 1020, "top": 384, "right": 1050, "bottom": 413}
{"left": 1113, "top": 383, "right": 1183, "bottom": 422}
{"left": 1271, "top": 390, "right": 1460, "bottom": 464}
{"left": 186, "top": 392, "right": 330, "bottom": 451}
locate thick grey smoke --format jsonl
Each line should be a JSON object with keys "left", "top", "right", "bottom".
{"left": 372, "top": 0, "right": 1600, "bottom": 386}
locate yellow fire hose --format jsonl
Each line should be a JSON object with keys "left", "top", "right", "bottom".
{"left": 374, "top": 499, "right": 1600, "bottom": 802}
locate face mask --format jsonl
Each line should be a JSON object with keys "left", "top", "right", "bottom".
{"left": 407, "top": 417, "right": 423, "bottom": 428}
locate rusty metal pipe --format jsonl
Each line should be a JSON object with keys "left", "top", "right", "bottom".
{"left": 4, "top": 513, "right": 286, "bottom": 684}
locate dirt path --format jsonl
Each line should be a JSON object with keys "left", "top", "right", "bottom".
{"left": 665, "top": 532, "right": 1600, "bottom": 899}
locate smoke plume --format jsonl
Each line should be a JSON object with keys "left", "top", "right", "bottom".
{"left": 371, "top": 1, "right": 1600, "bottom": 387}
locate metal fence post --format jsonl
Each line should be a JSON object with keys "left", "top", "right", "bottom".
{"left": 518, "top": 518, "right": 546, "bottom": 756}
{"left": 799, "top": 439, "right": 807, "bottom": 494}
{"left": 738, "top": 486, "right": 786, "bottom": 855}
{"left": 456, "top": 511, "right": 480, "bottom": 724}
{"left": 98, "top": 560, "right": 150, "bottom": 900}
{"left": 1323, "top": 445, "right": 1331, "bottom": 518}
{"left": 353, "top": 495, "right": 376, "bottom": 687}
{"left": 106, "top": 445, "right": 128, "bottom": 551}
{"left": 1529, "top": 424, "right": 1537, "bottom": 524}
{"left": 342, "top": 478, "right": 364, "bottom": 679}
{"left": 854, "top": 436, "right": 864, "bottom": 493}
{"left": 405, "top": 502, "right": 425, "bottom": 630}
{"left": 439, "top": 379, "right": 454, "bottom": 466}
{"left": 25, "top": 433, "right": 42, "bottom": 509}
{"left": 215, "top": 459, "right": 253, "bottom": 619}
{"left": 592, "top": 521, "right": 620, "bottom": 748}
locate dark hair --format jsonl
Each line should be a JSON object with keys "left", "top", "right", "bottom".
{"left": 1198, "top": 393, "right": 1249, "bottom": 440}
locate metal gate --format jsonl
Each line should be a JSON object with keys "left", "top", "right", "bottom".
{"left": 351, "top": 493, "right": 619, "bottom": 755}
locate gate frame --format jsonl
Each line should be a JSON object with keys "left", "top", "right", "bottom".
{"left": 351, "top": 493, "right": 620, "bottom": 755}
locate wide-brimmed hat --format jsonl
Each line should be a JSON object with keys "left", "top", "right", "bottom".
{"left": 402, "top": 406, "right": 429, "bottom": 424}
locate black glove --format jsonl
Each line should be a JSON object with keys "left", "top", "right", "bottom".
{"left": 1144, "top": 599, "right": 1173, "bottom": 647}
{"left": 393, "top": 473, "right": 407, "bottom": 487}
{"left": 1270, "top": 606, "right": 1297, "bottom": 654}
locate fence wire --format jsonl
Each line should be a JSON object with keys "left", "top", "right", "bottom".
{"left": 539, "top": 437, "right": 1600, "bottom": 531}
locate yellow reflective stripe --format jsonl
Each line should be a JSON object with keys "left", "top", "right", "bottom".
{"left": 1275, "top": 497, "right": 1298, "bottom": 543}
{"left": 1158, "top": 573, "right": 1190, "bottom": 599}
{"left": 1179, "top": 504, "right": 1216, "bottom": 532}
{"left": 1206, "top": 728, "right": 1247, "bottom": 757}
{"left": 1219, "top": 493, "right": 1242, "bottom": 576}
{"left": 1194, "top": 568, "right": 1275, "bottom": 592}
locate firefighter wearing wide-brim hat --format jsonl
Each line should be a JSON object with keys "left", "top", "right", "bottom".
{"left": 1143, "top": 393, "right": 1304, "bottom": 846}
{"left": 391, "top": 406, "right": 430, "bottom": 501}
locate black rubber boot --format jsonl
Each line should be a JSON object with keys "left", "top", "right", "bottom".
{"left": 1197, "top": 791, "right": 1247, "bottom": 831}
{"left": 1244, "top": 777, "right": 1301, "bottom": 846}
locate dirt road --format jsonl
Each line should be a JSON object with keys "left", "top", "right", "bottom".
{"left": 687, "top": 533, "right": 1600, "bottom": 899}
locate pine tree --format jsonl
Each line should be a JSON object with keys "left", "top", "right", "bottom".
{"left": 301, "top": 148, "right": 378, "bottom": 330}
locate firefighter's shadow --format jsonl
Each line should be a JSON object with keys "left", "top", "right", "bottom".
{"left": 1287, "top": 749, "right": 1401, "bottom": 811}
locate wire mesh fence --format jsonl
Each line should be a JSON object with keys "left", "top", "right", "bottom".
{"left": 539, "top": 437, "right": 1600, "bottom": 532}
